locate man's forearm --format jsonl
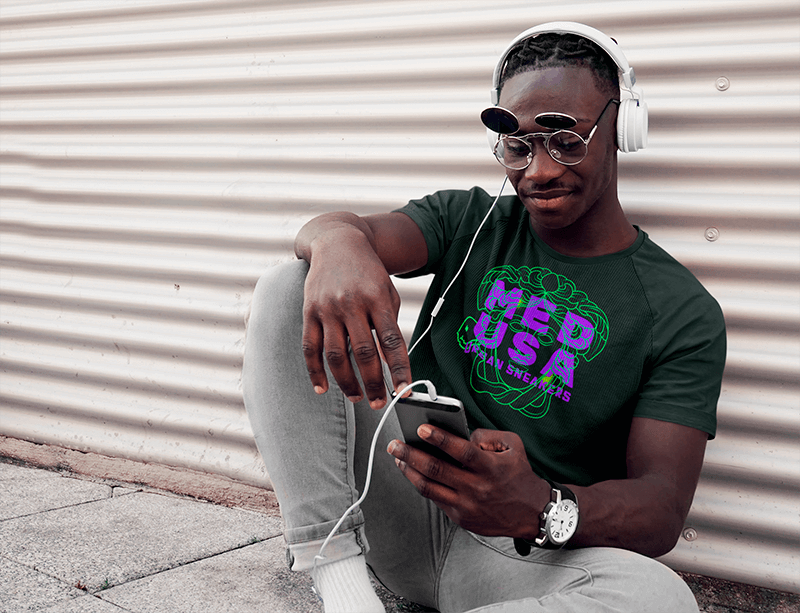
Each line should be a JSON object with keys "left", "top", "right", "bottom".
{"left": 553, "top": 418, "right": 707, "bottom": 558}
{"left": 294, "top": 212, "right": 378, "bottom": 263}
{"left": 565, "top": 475, "right": 687, "bottom": 558}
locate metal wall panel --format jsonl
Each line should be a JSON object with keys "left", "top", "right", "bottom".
{"left": 1, "top": 0, "right": 798, "bottom": 593}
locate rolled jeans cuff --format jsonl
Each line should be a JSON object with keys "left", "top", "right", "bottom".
{"left": 285, "top": 514, "right": 369, "bottom": 572}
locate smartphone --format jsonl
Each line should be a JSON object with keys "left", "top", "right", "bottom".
{"left": 394, "top": 391, "right": 469, "bottom": 464}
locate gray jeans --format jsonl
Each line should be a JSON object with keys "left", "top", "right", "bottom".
{"left": 242, "top": 259, "right": 699, "bottom": 613}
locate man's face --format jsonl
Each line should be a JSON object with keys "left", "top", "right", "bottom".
{"left": 497, "top": 65, "right": 619, "bottom": 232}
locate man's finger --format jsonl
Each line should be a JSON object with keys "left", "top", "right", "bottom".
{"left": 470, "top": 428, "right": 519, "bottom": 453}
{"left": 346, "top": 318, "right": 388, "bottom": 410}
{"left": 300, "top": 315, "right": 329, "bottom": 395}
{"left": 389, "top": 442, "right": 460, "bottom": 506}
{"left": 373, "top": 311, "right": 412, "bottom": 398}
{"left": 321, "top": 321, "right": 363, "bottom": 403}
{"left": 418, "top": 424, "right": 480, "bottom": 468}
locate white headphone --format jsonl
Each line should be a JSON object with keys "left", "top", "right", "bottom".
{"left": 486, "top": 22, "right": 648, "bottom": 154}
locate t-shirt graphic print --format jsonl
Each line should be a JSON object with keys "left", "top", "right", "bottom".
{"left": 457, "top": 265, "right": 609, "bottom": 419}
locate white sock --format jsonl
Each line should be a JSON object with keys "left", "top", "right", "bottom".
{"left": 311, "top": 555, "right": 385, "bottom": 613}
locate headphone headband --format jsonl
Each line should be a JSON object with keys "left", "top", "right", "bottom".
{"left": 490, "top": 22, "right": 638, "bottom": 106}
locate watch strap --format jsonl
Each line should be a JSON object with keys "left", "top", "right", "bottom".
{"left": 514, "top": 481, "right": 578, "bottom": 555}
{"left": 553, "top": 482, "right": 577, "bottom": 504}
{"left": 513, "top": 536, "right": 533, "bottom": 556}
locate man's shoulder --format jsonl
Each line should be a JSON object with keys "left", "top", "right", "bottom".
{"left": 393, "top": 186, "right": 521, "bottom": 277}
{"left": 632, "top": 232, "right": 725, "bottom": 324}
{"left": 405, "top": 186, "right": 514, "bottom": 213}
{"left": 634, "top": 233, "right": 706, "bottom": 285}
{"left": 401, "top": 185, "right": 521, "bottom": 235}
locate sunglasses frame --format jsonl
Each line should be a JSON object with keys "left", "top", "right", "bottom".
{"left": 492, "top": 98, "right": 620, "bottom": 169}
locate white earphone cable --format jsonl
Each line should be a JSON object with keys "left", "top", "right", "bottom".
{"left": 311, "top": 379, "right": 436, "bottom": 590}
{"left": 407, "top": 176, "right": 508, "bottom": 355}
{"left": 312, "top": 176, "right": 509, "bottom": 598}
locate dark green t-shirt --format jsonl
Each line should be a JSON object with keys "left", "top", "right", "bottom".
{"left": 394, "top": 187, "right": 726, "bottom": 487}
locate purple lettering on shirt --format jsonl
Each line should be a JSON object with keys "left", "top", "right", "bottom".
{"left": 557, "top": 312, "right": 595, "bottom": 351}
{"left": 540, "top": 348, "right": 576, "bottom": 388}
{"left": 474, "top": 280, "right": 523, "bottom": 349}
{"left": 521, "top": 295, "right": 556, "bottom": 334}
{"left": 484, "top": 280, "right": 523, "bottom": 317}
{"left": 508, "top": 331, "right": 539, "bottom": 366}
{"left": 474, "top": 313, "right": 507, "bottom": 349}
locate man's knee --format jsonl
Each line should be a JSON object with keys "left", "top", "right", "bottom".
{"left": 243, "top": 259, "right": 309, "bottom": 383}
{"left": 608, "top": 551, "right": 699, "bottom": 613}
{"left": 247, "top": 259, "right": 309, "bottom": 332}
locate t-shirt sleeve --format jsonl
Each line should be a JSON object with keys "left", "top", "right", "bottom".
{"left": 634, "top": 255, "right": 727, "bottom": 439}
{"left": 392, "top": 187, "right": 490, "bottom": 277}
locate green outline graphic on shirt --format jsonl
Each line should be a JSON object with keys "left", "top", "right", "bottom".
{"left": 457, "top": 265, "right": 609, "bottom": 419}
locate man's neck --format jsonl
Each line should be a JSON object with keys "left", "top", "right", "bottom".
{"left": 530, "top": 204, "right": 639, "bottom": 258}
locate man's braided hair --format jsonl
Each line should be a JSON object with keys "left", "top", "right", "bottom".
{"left": 499, "top": 33, "right": 620, "bottom": 98}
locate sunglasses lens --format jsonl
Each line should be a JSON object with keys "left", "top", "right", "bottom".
{"left": 550, "top": 131, "right": 587, "bottom": 164}
{"left": 495, "top": 137, "right": 530, "bottom": 169}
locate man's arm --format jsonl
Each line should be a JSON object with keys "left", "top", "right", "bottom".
{"left": 568, "top": 416, "right": 707, "bottom": 556}
{"left": 294, "top": 211, "right": 428, "bottom": 409}
{"left": 295, "top": 211, "right": 427, "bottom": 276}
{"left": 387, "top": 416, "right": 707, "bottom": 558}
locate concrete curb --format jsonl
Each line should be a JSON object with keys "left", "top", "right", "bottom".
{"left": 0, "top": 435, "right": 279, "bottom": 516}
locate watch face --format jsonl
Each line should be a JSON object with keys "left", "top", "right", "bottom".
{"left": 546, "top": 499, "right": 579, "bottom": 544}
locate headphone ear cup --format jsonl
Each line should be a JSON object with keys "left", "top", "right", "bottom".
{"left": 616, "top": 99, "right": 648, "bottom": 153}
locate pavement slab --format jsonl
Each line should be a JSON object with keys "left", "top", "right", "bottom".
{"left": 98, "top": 537, "right": 321, "bottom": 613}
{"left": 40, "top": 595, "right": 130, "bottom": 613}
{"left": 0, "top": 490, "right": 282, "bottom": 594}
{"left": 98, "top": 537, "right": 431, "bottom": 613}
{"left": 0, "top": 555, "right": 84, "bottom": 613}
{"left": 0, "top": 464, "right": 112, "bottom": 520}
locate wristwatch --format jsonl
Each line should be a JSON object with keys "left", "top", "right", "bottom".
{"left": 514, "top": 483, "right": 579, "bottom": 556}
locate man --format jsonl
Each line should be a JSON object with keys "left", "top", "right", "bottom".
{"left": 243, "top": 22, "right": 726, "bottom": 613}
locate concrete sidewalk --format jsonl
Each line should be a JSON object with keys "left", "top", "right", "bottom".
{"left": 0, "top": 461, "right": 422, "bottom": 613}
{"left": 1, "top": 459, "right": 797, "bottom": 613}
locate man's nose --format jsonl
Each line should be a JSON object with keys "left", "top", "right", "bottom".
{"left": 523, "top": 141, "right": 567, "bottom": 183}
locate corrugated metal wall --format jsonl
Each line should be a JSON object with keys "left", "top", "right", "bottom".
{"left": 1, "top": 0, "right": 798, "bottom": 593}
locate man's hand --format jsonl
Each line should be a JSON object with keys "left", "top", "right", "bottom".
{"left": 387, "top": 426, "right": 550, "bottom": 538}
{"left": 301, "top": 229, "right": 411, "bottom": 409}
{"left": 295, "top": 211, "right": 427, "bottom": 409}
